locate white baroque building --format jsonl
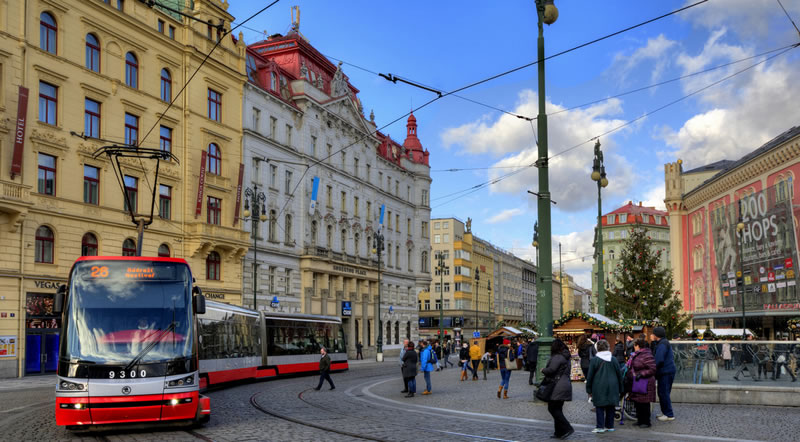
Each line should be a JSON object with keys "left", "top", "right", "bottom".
{"left": 241, "top": 30, "right": 432, "bottom": 358}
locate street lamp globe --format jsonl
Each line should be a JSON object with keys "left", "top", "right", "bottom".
{"left": 600, "top": 176, "right": 609, "bottom": 188}
{"left": 542, "top": 1, "right": 559, "bottom": 25}
{"left": 737, "top": 221, "right": 745, "bottom": 232}
{"left": 259, "top": 208, "right": 267, "bottom": 222}
{"left": 533, "top": 239, "right": 539, "bottom": 248}
{"left": 591, "top": 170, "right": 601, "bottom": 181}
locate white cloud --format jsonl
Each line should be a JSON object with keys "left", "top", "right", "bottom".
{"left": 611, "top": 34, "right": 677, "bottom": 84}
{"left": 640, "top": 183, "right": 667, "bottom": 211}
{"left": 486, "top": 208, "right": 524, "bottom": 224}
{"left": 507, "top": 228, "right": 596, "bottom": 290}
{"left": 680, "top": 0, "right": 800, "bottom": 39}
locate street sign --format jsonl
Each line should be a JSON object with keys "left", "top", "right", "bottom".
{"left": 473, "top": 331, "right": 480, "bottom": 338}
{"left": 270, "top": 296, "right": 280, "bottom": 308}
{"left": 341, "top": 301, "right": 352, "bottom": 316}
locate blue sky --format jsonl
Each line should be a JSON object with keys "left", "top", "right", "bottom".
{"left": 228, "top": 1, "right": 800, "bottom": 287}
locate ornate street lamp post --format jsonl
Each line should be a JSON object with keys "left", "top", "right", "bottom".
{"left": 736, "top": 202, "right": 746, "bottom": 340}
{"left": 372, "top": 230, "right": 385, "bottom": 361}
{"left": 243, "top": 185, "right": 267, "bottom": 311}
{"left": 436, "top": 252, "right": 448, "bottom": 342}
{"left": 533, "top": 0, "right": 559, "bottom": 378}
{"left": 475, "top": 267, "right": 480, "bottom": 337}
{"left": 591, "top": 139, "right": 609, "bottom": 315}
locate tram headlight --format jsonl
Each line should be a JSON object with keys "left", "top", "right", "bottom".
{"left": 58, "top": 380, "right": 87, "bottom": 392}
{"left": 166, "top": 375, "right": 194, "bottom": 388}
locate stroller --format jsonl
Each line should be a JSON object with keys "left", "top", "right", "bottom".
{"left": 614, "top": 362, "right": 638, "bottom": 423}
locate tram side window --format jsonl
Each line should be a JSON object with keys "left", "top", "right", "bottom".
{"left": 265, "top": 320, "right": 347, "bottom": 356}
{"left": 198, "top": 312, "right": 261, "bottom": 360}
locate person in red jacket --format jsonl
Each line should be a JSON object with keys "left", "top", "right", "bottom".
{"left": 625, "top": 336, "right": 657, "bottom": 428}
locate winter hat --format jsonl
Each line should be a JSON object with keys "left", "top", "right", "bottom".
{"left": 503, "top": 338, "right": 511, "bottom": 345}
{"left": 591, "top": 333, "right": 598, "bottom": 340}
{"left": 653, "top": 326, "right": 667, "bottom": 339}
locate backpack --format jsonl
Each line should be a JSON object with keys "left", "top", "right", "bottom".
{"left": 428, "top": 348, "right": 438, "bottom": 365}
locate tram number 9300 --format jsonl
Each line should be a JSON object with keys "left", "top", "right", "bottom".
{"left": 109, "top": 370, "right": 147, "bottom": 379}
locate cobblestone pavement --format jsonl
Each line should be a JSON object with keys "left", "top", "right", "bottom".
{"left": 1, "top": 363, "right": 799, "bottom": 441}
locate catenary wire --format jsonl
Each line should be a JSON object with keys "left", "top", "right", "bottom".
{"left": 776, "top": 0, "right": 800, "bottom": 36}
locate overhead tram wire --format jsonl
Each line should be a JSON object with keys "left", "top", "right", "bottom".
{"left": 776, "top": 0, "right": 800, "bottom": 37}
{"left": 429, "top": 42, "right": 800, "bottom": 210}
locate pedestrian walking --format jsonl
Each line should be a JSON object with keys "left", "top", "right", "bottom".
{"left": 755, "top": 343, "right": 770, "bottom": 380}
{"left": 400, "top": 339, "right": 410, "bottom": 393}
{"left": 496, "top": 339, "right": 515, "bottom": 399}
{"left": 527, "top": 337, "right": 540, "bottom": 385}
{"left": 459, "top": 342, "right": 471, "bottom": 381}
{"left": 586, "top": 339, "right": 623, "bottom": 433}
{"left": 540, "top": 338, "right": 574, "bottom": 439}
{"left": 613, "top": 338, "right": 626, "bottom": 364}
{"left": 401, "top": 341, "right": 418, "bottom": 397}
{"left": 314, "top": 347, "right": 335, "bottom": 390}
{"left": 722, "top": 342, "right": 732, "bottom": 370}
{"left": 516, "top": 340, "right": 525, "bottom": 370}
{"left": 774, "top": 343, "right": 797, "bottom": 381}
{"left": 356, "top": 341, "right": 363, "bottom": 360}
{"left": 470, "top": 340, "right": 482, "bottom": 381}
{"left": 443, "top": 341, "right": 454, "bottom": 368}
{"left": 625, "top": 336, "right": 657, "bottom": 428}
{"left": 420, "top": 340, "right": 435, "bottom": 394}
{"left": 434, "top": 341, "right": 443, "bottom": 371}
{"left": 577, "top": 334, "right": 596, "bottom": 380}
{"left": 481, "top": 349, "right": 492, "bottom": 380}
{"left": 733, "top": 335, "right": 758, "bottom": 381}
{"left": 651, "top": 326, "right": 676, "bottom": 421}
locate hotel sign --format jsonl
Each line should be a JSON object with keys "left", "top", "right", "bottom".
{"left": 332, "top": 264, "right": 367, "bottom": 276}
{"left": 10, "top": 86, "right": 29, "bottom": 178}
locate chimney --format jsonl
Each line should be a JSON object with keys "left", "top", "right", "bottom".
{"left": 639, "top": 201, "right": 642, "bottom": 207}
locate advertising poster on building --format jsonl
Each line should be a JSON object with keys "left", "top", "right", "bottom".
{"left": 0, "top": 336, "right": 16, "bottom": 357}
{"left": 713, "top": 185, "right": 799, "bottom": 311}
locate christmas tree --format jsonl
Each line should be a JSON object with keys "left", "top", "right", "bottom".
{"left": 605, "top": 222, "right": 689, "bottom": 338}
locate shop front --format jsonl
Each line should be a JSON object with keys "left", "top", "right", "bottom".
{"left": 24, "top": 278, "right": 66, "bottom": 376}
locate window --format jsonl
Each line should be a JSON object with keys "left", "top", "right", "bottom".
{"left": 270, "top": 117, "right": 277, "bottom": 138}
{"left": 116, "top": 0, "right": 124, "bottom": 11}
{"left": 693, "top": 246, "right": 703, "bottom": 271}
{"left": 443, "top": 233, "right": 449, "bottom": 243}
{"left": 157, "top": 19, "right": 165, "bottom": 33}
{"left": 35, "top": 226, "right": 55, "bottom": 263}
{"left": 326, "top": 224, "right": 333, "bottom": 248}
{"left": 268, "top": 266, "right": 276, "bottom": 293}
{"left": 444, "top": 283, "right": 450, "bottom": 293}
{"left": 655, "top": 215, "right": 662, "bottom": 225}
{"left": 286, "top": 124, "right": 292, "bottom": 146}
{"left": 421, "top": 251, "right": 429, "bottom": 273}
{"left": 387, "top": 176, "right": 391, "bottom": 192}
{"left": 40, "top": 12, "right": 57, "bottom": 54}
{"left": 285, "top": 214, "right": 292, "bottom": 244}
{"left": 81, "top": 233, "right": 98, "bottom": 256}
{"left": 609, "top": 249, "right": 615, "bottom": 260}
{"left": 208, "top": 88, "right": 221, "bottom": 122}
{"left": 396, "top": 215, "right": 400, "bottom": 233}
{"left": 327, "top": 144, "right": 332, "bottom": 163}
{"left": 692, "top": 214, "right": 702, "bottom": 236}
{"left": 251, "top": 108, "right": 260, "bottom": 132}
{"left": 268, "top": 164, "right": 277, "bottom": 187}
{"left": 396, "top": 247, "right": 400, "bottom": 270}
{"left": 285, "top": 269, "right": 292, "bottom": 295}
{"left": 85, "top": 34, "right": 100, "bottom": 72}
{"left": 83, "top": 165, "right": 99, "bottom": 204}
{"left": 160, "top": 69, "right": 172, "bottom": 102}
{"left": 407, "top": 249, "right": 412, "bottom": 271}
{"left": 159, "top": 184, "right": 171, "bottom": 219}
{"left": 354, "top": 158, "right": 359, "bottom": 178}
{"left": 39, "top": 81, "right": 57, "bottom": 125}
{"left": 125, "top": 52, "right": 138, "bottom": 88}
{"left": 620, "top": 214, "right": 627, "bottom": 223}
{"left": 341, "top": 229, "right": 347, "bottom": 252}
{"left": 354, "top": 232, "right": 361, "bottom": 256}
{"left": 378, "top": 171, "right": 383, "bottom": 188}
{"left": 407, "top": 218, "right": 411, "bottom": 235}
{"left": 443, "top": 221, "right": 449, "bottom": 229}
{"left": 642, "top": 214, "right": 650, "bottom": 223}
{"left": 269, "top": 210, "right": 277, "bottom": 242}
{"left": 123, "top": 175, "right": 138, "bottom": 213}
{"left": 421, "top": 189, "right": 429, "bottom": 206}
{"left": 367, "top": 201, "right": 372, "bottom": 219}
{"left": 37, "top": 153, "right": 56, "bottom": 195}
{"left": 207, "top": 143, "right": 221, "bottom": 175}
{"left": 168, "top": 25, "right": 175, "bottom": 40}
{"left": 124, "top": 113, "right": 138, "bottom": 146}
{"left": 326, "top": 186, "right": 332, "bottom": 207}
{"left": 424, "top": 300, "right": 430, "bottom": 310}
{"left": 122, "top": 238, "right": 136, "bottom": 256}
{"left": 607, "top": 214, "right": 616, "bottom": 224}
{"left": 434, "top": 234, "right": 441, "bottom": 244}
{"left": 395, "top": 181, "right": 399, "bottom": 196}
{"left": 206, "top": 252, "right": 221, "bottom": 280}
{"left": 158, "top": 244, "right": 170, "bottom": 257}
{"left": 388, "top": 211, "right": 392, "bottom": 229}
{"left": 342, "top": 152, "right": 346, "bottom": 171}
{"left": 285, "top": 170, "right": 292, "bottom": 194}
{"left": 366, "top": 164, "right": 371, "bottom": 182}
{"left": 354, "top": 197, "right": 359, "bottom": 217}
{"left": 421, "top": 221, "right": 429, "bottom": 238}
{"left": 207, "top": 196, "right": 221, "bottom": 225}
{"left": 310, "top": 220, "right": 318, "bottom": 245}
{"left": 270, "top": 72, "right": 277, "bottom": 91}
{"left": 341, "top": 192, "right": 347, "bottom": 212}
{"left": 84, "top": 98, "right": 100, "bottom": 138}
{"left": 159, "top": 125, "right": 172, "bottom": 154}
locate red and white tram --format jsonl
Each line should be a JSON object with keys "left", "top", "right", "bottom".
{"left": 54, "top": 256, "right": 348, "bottom": 430}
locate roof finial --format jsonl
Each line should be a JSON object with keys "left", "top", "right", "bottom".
{"left": 291, "top": 5, "right": 300, "bottom": 32}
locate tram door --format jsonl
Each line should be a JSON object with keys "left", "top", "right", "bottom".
{"left": 25, "top": 293, "right": 61, "bottom": 375}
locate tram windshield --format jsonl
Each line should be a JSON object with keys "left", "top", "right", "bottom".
{"left": 61, "top": 260, "right": 193, "bottom": 365}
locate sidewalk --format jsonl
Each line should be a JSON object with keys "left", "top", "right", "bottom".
{"left": 0, "top": 374, "right": 56, "bottom": 391}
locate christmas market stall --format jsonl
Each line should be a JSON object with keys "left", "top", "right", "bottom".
{"left": 486, "top": 326, "right": 525, "bottom": 370}
{"left": 552, "top": 311, "right": 631, "bottom": 381}
{"left": 789, "top": 318, "right": 800, "bottom": 339}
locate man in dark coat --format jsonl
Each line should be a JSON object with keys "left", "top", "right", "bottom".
{"left": 733, "top": 335, "right": 758, "bottom": 381}
{"left": 356, "top": 341, "right": 363, "bottom": 360}
{"left": 314, "top": 347, "right": 335, "bottom": 390}
{"left": 613, "top": 339, "right": 626, "bottom": 364}
{"left": 401, "top": 342, "right": 418, "bottom": 397}
{"left": 526, "top": 338, "right": 540, "bottom": 385}
{"left": 651, "top": 326, "right": 675, "bottom": 421}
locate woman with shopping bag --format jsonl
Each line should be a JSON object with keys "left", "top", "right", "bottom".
{"left": 625, "top": 336, "right": 657, "bottom": 428}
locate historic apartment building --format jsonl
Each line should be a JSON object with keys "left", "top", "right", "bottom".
{"left": 419, "top": 217, "right": 534, "bottom": 341}
{"left": 664, "top": 126, "right": 800, "bottom": 338}
{"left": 590, "top": 201, "right": 670, "bottom": 313}
{"left": 241, "top": 29, "right": 432, "bottom": 358}
{"left": 0, "top": 0, "right": 248, "bottom": 378}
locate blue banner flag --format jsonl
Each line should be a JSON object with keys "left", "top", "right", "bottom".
{"left": 379, "top": 204, "right": 385, "bottom": 226}
{"left": 309, "top": 176, "right": 320, "bottom": 215}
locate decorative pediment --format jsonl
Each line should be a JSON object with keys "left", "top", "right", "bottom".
{"left": 406, "top": 239, "right": 414, "bottom": 250}
{"left": 29, "top": 129, "right": 67, "bottom": 151}
{"left": 338, "top": 216, "right": 350, "bottom": 228}
{"left": 351, "top": 222, "right": 362, "bottom": 232}
{"left": 323, "top": 213, "right": 336, "bottom": 224}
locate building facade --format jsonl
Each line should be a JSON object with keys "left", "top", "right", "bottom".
{"left": 591, "top": 201, "right": 670, "bottom": 312}
{"left": 664, "top": 126, "right": 800, "bottom": 338}
{"left": 521, "top": 261, "right": 537, "bottom": 323}
{"left": 0, "top": 0, "right": 248, "bottom": 378}
{"left": 242, "top": 30, "right": 432, "bottom": 358}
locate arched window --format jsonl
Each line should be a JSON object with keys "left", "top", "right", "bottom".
{"left": 386, "top": 321, "right": 391, "bottom": 345}
{"left": 326, "top": 224, "right": 333, "bottom": 249}
{"left": 340, "top": 229, "right": 346, "bottom": 252}
{"left": 608, "top": 249, "right": 615, "bottom": 261}
{"left": 407, "top": 249, "right": 412, "bottom": 272}
{"left": 81, "top": 233, "right": 98, "bottom": 256}
{"left": 40, "top": 12, "right": 57, "bottom": 54}
{"left": 421, "top": 251, "right": 429, "bottom": 273}
{"left": 354, "top": 232, "right": 360, "bottom": 257}
{"left": 268, "top": 209, "right": 277, "bottom": 242}
{"left": 125, "top": 52, "right": 138, "bottom": 88}
{"left": 284, "top": 214, "right": 292, "bottom": 244}
{"left": 35, "top": 226, "right": 54, "bottom": 263}
{"left": 160, "top": 68, "right": 172, "bottom": 102}
{"left": 122, "top": 238, "right": 136, "bottom": 256}
{"left": 206, "top": 251, "right": 221, "bottom": 280}
{"left": 310, "top": 220, "right": 318, "bottom": 246}
{"left": 85, "top": 34, "right": 100, "bottom": 72}
{"left": 207, "top": 143, "right": 221, "bottom": 175}
{"left": 158, "top": 244, "right": 170, "bottom": 257}
{"left": 394, "top": 322, "right": 399, "bottom": 345}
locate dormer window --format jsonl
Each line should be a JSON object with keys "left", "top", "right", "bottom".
{"left": 619, "top": 214, "right": 627, "bottom": 223}
{"left": 270, "top": 72, "right": 277, "bottom": 91}
{"left": 607, "top": 214, "right": 616, "bottom": 225}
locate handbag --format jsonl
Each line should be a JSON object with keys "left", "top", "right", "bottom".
{"left": 535, "top": 375, "right": 558, "bottom": 401}
{"left": 630, "top": 358, "right": 648, "bottom": 395}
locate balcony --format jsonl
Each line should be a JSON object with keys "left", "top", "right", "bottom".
{"left": 0, "top": 180, "right": 33, "bottom": 232}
